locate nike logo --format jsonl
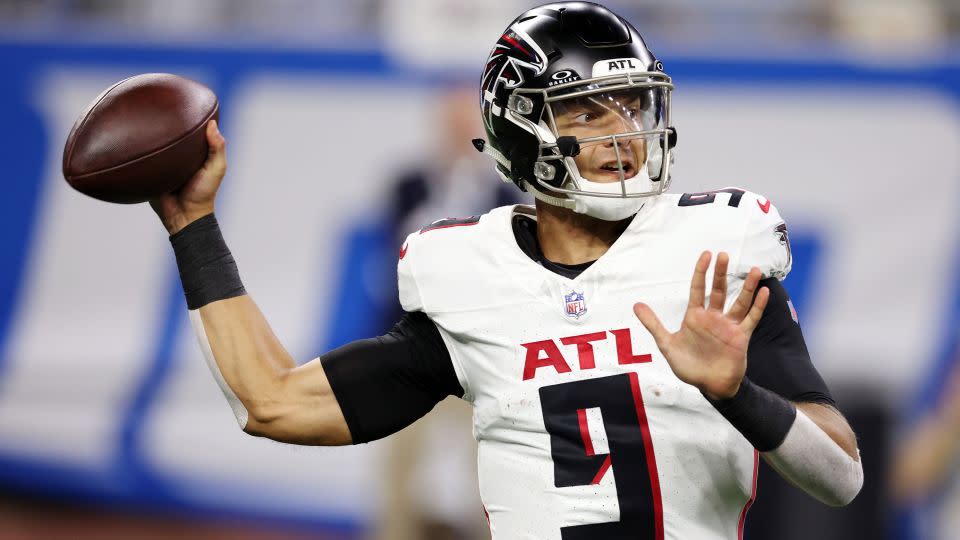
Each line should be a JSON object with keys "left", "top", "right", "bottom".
{"left": 757, "top": 198, "right": 771, "bottom": 214}
{"left": 399, "top": 242, "right": 409, "bottom": 260}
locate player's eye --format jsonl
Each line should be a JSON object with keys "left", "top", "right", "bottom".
{"left": 574, "top": 112, "right": 598, "bottom": 123}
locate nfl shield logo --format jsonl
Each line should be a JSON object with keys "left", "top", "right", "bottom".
{"left": 564, "top": 291, "right": 587, "bottom": 319}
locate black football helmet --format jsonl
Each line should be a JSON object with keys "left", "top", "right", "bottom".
{"left": 475, "top": 2, "right": 677, "bottom": 217}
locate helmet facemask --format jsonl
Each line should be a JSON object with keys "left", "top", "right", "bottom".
{"left": 506, "top": 72, "right": 675, "bottom": 220}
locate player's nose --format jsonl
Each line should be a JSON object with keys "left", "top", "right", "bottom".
{"left": 604, "top": 135, "right": 630, "bottom": 149}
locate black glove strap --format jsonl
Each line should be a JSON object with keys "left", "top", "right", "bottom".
{"left": 705, "top": 377, "right": 798, "bottom": 452}
{"left": 170, "top": 213, "right": 246, "bottom": 310}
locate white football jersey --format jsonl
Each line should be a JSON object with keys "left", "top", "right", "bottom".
{"left": 397, "top": 189, "right": 792, "bottom": 540}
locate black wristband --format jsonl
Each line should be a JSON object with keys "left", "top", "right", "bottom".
{"left": 705, "top": 378, "right": 797, "bottom": 452}
{"left": 170, "top": 213, "right": 246, "bottom": 310}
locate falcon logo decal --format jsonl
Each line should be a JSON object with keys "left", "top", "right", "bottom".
{"left": 775, "top": 222, "right": 792, "bottom": 262}
{"left": 480, "top": 25, "right": 548, "bottom": 131}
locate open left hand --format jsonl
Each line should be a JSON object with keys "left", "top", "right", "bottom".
{"left": 633, "top": 251, "right": 769, "bottom": 400}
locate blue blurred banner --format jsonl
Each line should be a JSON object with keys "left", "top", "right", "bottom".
{"left": 1, "top": 39, "right": 959, "bottom": 534}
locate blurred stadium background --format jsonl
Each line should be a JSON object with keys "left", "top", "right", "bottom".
{"left": 1, "top": 0, "right": 959, "bottom": 538}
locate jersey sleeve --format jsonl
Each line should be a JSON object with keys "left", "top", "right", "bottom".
{"left": 397, "top": 231, "right": 424, "bottom": 312}
{"left": 736, "top": 192, "right": 793, "bottom": 281}
{"left": 321, "top": 311, "right": 463, "bottom": 444}
{"left": 746, "top": 278, "right": 835, "bottom": 406}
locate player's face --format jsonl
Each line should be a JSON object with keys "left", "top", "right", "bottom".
{"left": 552, "top": 91, "right": 649, "bottom": 183}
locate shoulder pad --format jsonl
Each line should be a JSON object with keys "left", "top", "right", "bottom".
{"left": 396, "top": 214, "right": 485, "bottom": 313}
{"left": 668, "top": 187, "right": 792, "bottom": 280}
{"left": 735, "top": 190, "right": 792, "bottom": 280}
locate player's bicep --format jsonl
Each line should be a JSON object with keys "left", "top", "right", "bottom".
{"left": 746, "top": 278, "right": 835, "bottom": 405}
{"left": 242, "top": 358, "right": 353, "bottom": 445}
{"left": 243, "top": 365, "right": 353, "bottom": 445}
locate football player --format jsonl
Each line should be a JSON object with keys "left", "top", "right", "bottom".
{"left": 149, "top": 3, "right": 862, "bottom": 538}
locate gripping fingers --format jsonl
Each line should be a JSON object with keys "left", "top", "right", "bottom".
{"left": 634, "top": 302, "right": 670, "bottom": 347}
{"left": 205, "top": 120, "right": 227, "bottom": 174}
{"left": 740, "top": 286, "right": 769, "bottom": 334}
{"left": 688, "top": 251, "right": 711, "bottom": 310}
{"left": 709, "top": 252, "right": 729, "bottom": 311}
{"left": 207, "top": 119, "right": 225, "bottom": 150}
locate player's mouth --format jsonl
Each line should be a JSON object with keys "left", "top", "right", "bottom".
{"left": 593, "top": 158, "right": 638, "bottom": 181}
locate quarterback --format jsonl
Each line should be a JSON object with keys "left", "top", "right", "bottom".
{"left": 150, "top": 3, "right": 862, "bottom": 539}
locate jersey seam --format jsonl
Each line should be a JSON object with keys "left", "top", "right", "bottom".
{"left": 435, "top": 325, "right": 474, "bottom": 402}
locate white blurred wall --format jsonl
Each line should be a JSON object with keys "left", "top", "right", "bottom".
{"left": 0, "top": 62, "right": 955, "bottom": 523}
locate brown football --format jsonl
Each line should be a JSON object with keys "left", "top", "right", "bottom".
{"left": 62, "top": 73, "right": 219, "bottom": 204}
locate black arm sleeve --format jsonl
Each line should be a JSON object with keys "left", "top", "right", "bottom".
{"left": 320, "top": 311, "right": 463, "bottom": 444}
{"left": 746, "top": 278, "right": 836, "bottom": 406}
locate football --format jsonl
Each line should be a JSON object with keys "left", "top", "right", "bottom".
{"left": 62, "top": 73, "right": 219, "bottom": 204}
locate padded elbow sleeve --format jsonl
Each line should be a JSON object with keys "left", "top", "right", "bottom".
{"left": 764, "top": 409, "right": 863, "bottom": 507}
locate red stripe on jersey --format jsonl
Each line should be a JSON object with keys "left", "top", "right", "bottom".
{"left": 418, "top": 222, "right": 479, "bottom": 234}
{"left": 629, "top": 372, "right": 664, "bottom": 540}
{"left": 737, "top": 450, "right": 760, "bottom": 539}
{"left": 577, "top": 408, "right": 595, "bottom": 456}
{"left": 591, "top": 455, "right": 612, "bottom": 485}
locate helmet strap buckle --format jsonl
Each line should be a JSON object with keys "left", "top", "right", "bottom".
{"left": 534, "top": 162, "right": 556, "bottom": 182}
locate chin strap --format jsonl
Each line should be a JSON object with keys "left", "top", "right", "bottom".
{"left": 473, "top": 137, "right": 617, "bottom": 214}
{"left": 522, "top": 179, "right": 578, "bottom": 211}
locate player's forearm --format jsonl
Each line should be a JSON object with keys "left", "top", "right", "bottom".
{"left": 797, "top": 402, "right": 859, "bottom": 461}
{"left": 707, "top": 379, "right": 862, "bottom": 506}
{"left": 762, "top": 407, "right": 863, "bottom": 507}
{"left": 196, "top": 295, "right": 297, "bottom": 418}
{"left": 170, "top": 214, "right": 294, "bottom": 428}
{"left": 171, "top": 214, "right": 350, "bottom": 444}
